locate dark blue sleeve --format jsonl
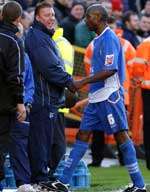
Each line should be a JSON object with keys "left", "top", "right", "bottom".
{"left": 31, "top": 45, "right": 73, "bottom": 88}
{"left": 24, "top": 53, "right": 34, "bottom": 104}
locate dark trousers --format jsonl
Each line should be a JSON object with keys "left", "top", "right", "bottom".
{"left": 0, "top": 114, "right": 16, "bottom": 181}
{"left": 48, "top": 112, "right": 66, "bottom": 179}
{"left": 10, "top": 121, "right": 31, "bottom": 186}
{"left": 91, "top": 130, "right": 105, "bottom": 165}
{"left": 142, "top": 89, "right": 150, "bottom": 170}
{"left": 29, "top": 104, "right": 57, "bottom": 183}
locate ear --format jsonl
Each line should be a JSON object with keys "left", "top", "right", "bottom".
{"left": 93, "top": 12, "right": 101, "bottom": 23}
{"left": 125, "top": 20, "right": 129, "bottom": 27}
{"left": 35, "top": 15, "right": 40, "bottom": 21}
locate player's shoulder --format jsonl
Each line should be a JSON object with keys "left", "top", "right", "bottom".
{"left": 98, "top": 27, "right": 119, "bottom": 42}
{"left": 106, "top": 28, "right": 119, "bottom": 41}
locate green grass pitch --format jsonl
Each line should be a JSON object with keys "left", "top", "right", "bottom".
{"left": 76, "top": 161, "right": 150, "bottom": 192}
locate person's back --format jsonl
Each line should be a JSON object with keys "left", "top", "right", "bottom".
{"left": 0, "top": 1, "right": 26, "bottom": 186}
{"left": 133, "top": 37, "right": 150, "bottom": 170}
{"left": 133, "top": 37, "right": 150, "bottom": 89}
{"left": 0, "top": 5, "right": 24, "bottom": 114}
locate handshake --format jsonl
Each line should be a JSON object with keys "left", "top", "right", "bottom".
{"left": 64, "top": 78, "right": 88, "bottom": 108}
{"left": 68, "top": 78, "right": 88, "bottom": 93}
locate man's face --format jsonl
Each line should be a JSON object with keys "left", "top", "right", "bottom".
{"left": 101, "top": 2, "right": 112, "bottom": 16}
{"left": 145, "top": 1, "right": 150, "bottom": 14}
{"left": 85, "top": 13, "right": 98, "bottom": 32}
{"left": 140, "top": 16, "right": 150, "bottom": 32}
{"left": 21, "top": 12, "right": 32, "bottom": 30}
{"left": 36, "top": 7, "right": 55, "bottom": 30}
{"left": 129, "top": 15, "right": 139, "bottom": 30}
{"left": 71, "top": 5, "right": 85, "bottom": 20}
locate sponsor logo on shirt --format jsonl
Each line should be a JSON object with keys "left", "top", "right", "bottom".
{"left": 107, "top": 114, "right": 116, "bottom": 127}
{"left": 105, "top": 54, "right": 114, "bottom": 66}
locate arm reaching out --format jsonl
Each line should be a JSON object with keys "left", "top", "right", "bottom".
{"left": 74, "top": 70, "right": 116, "bottom": 90}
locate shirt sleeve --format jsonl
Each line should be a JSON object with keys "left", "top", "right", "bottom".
{"left": 94, "top": 36, "right": 119, "bottom": 72}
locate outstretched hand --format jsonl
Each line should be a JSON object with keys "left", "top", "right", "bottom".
{"left": 73, "top": 79, "right": 86, "bottom": 90}
{"left": 67, "top": 79, "right": 87, "bottom": 92}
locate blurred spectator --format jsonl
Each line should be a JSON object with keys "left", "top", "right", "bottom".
{"left": 101, "top": 1, "right": 113, "bottom": 16}
{"left": 20, "top": 11, "right": 33, "bottom": 33}
{"left": 111, "top": 0, "right": 122, "bottom": 11}
{"left": 75, "top": 19, "right": 96, "bottom": 48}
{"left": 26, "top": 7, "right": 35, "bottom": 23}
{"left": 122, "top": 11, "right": 140, "bottom": 48}
{"left": 61, "top": 1, "right": 85, "bottom": 44}
{"left": 86, "top": 0, "right": 97, "bottom": 6}
{"left": 122, "top": 0, "right": 138, "bottom": 12}
{"left": 139, "top": 0, "right": 147, "bottom": 10}
{"left": 137, "top": 14, "right": 150, "bottom": 41}
{"left": 141, "top": 0, "right": 150, "bottom": 15}
{"left": 15, "top": 0, "right": 28, "bottom": 10}
{"left": 54, "top": 0, "right": 72, "bottom": 24}
{"left": 133, "top": 37, "right": 150, "bottom": 170}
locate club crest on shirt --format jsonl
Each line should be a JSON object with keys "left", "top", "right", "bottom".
{"left": 105, "top": 54, "right": 114, "bottom": 66}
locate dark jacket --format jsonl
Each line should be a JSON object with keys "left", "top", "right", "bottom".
{"left": 61, "top": 14, "right": 80, "bottom": 44}
{"left": 123, "top": 28, "right": 140, "bottom": 48}
{"left": 0, "top": 21, "right": 24, "bottom": 114}
{"left": 54, "top": 0, "right": 70, "bottom": 25}
{"left": 75, "top": 20, "right": 96, "bottom": 48}
{"left": 25, "top": 21, "right": 73, "bottom": 108}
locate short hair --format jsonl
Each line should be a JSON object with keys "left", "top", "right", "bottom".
{"left": 86, "top": 4, "right": 108, "bottom": 22}
{"left": 34, "top": 1, "right": 52, "bottom": 16}
{"left": 2, "top": 1, "right": 22, "bottom": 23}
{"left": 140, "top": 13, "right": 150, "bottom": 19}
{"left": 122, "top": 11, "right": 137, "bottom": 24}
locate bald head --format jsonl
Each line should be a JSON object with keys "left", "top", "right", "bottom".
{"left": 86, "top": 4, "right": 108, "bottom": 22}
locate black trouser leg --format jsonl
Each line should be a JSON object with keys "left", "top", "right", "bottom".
{"left": 142, "top": 89, "right": 150, "bottom": 170}
{"left": 0, "top": 114, "right": 16, "bottom": 181}
{"left": 91, "top": 130, "right": 105, "bottom": 165}
{"left": 48, "top": 112, "right": 66, "bottom": 179}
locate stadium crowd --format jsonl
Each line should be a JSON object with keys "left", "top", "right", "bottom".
{"left": 0, "top": 0, "right": 149, "bottom": 192}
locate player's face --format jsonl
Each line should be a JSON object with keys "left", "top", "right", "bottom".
{"left": 36, "top": 7, "right": 55, "bottom": 30}
{"left": 85, "top": 14, "right": 98, "bottom": 32}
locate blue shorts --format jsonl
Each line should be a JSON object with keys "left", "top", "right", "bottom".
{"left": 80, "top": 91, "right": 128, "bottom": 135}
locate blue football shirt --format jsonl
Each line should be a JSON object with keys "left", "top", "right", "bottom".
{"left": 89, "top": 27, "right": 125, "bottom": 103}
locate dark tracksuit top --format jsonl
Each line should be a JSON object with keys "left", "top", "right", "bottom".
{"left": 0, "top": 21, "right": 24, "bottom": 114}
{"left": 25, "top": 20, "right": 74, "bottom": 183}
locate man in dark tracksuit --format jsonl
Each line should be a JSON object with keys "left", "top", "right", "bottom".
{"left": 0, "top": 1, "right": 26, "bottom": 183}
{"left": 25, "top": 2, "right": 76, "bottom": 183}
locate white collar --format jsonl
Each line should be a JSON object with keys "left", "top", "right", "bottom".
{"left": 95, "top": 26, "right": 110, "bottom": 39}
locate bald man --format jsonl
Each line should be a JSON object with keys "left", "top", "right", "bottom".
{"left": 39, "top": 4, "right": 146, "bottom": 192}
